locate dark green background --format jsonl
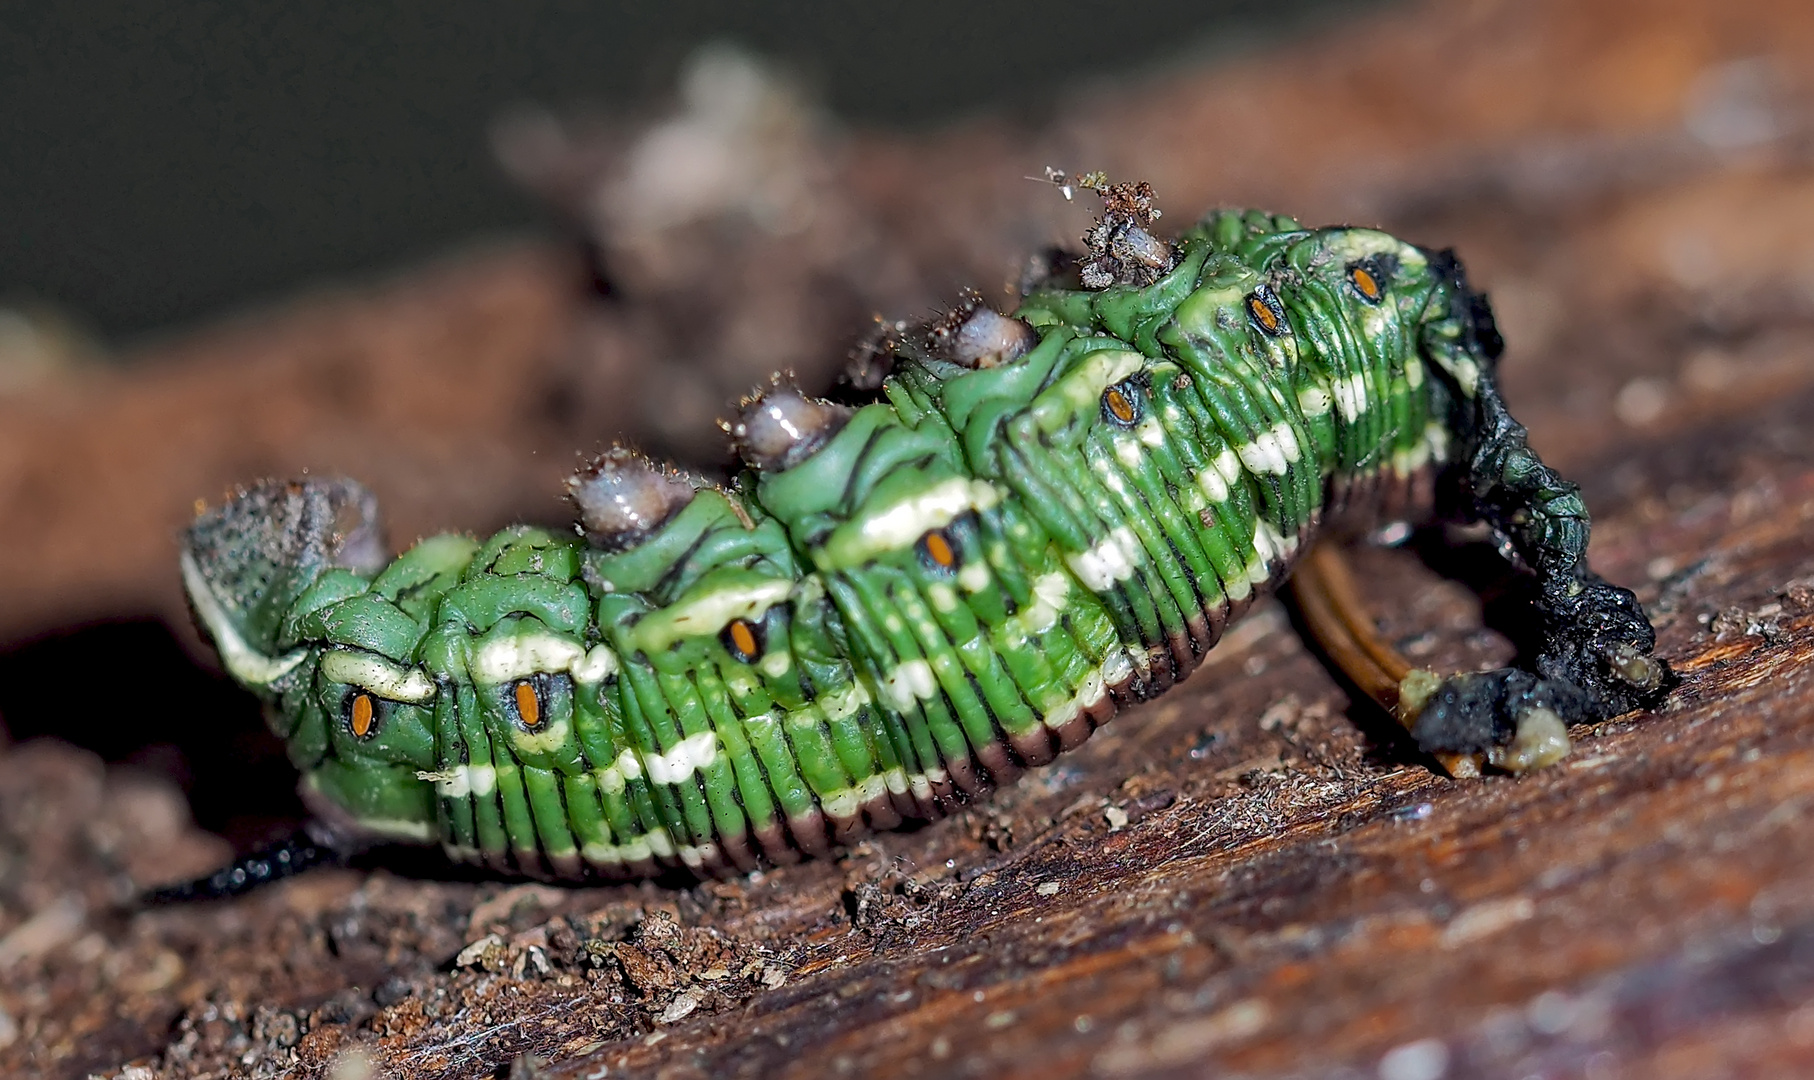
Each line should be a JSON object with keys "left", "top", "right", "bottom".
{"left": 0, "top": 1, "right": 1376, "bottom": 342}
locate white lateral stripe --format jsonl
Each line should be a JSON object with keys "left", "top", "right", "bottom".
{"left": 1066, "top": 526, "right": 1140, "bottom": 591}
{"left": 508, "top": 717, "right": 571, "bottom": 755}
{"left": 1392, "top": 440, "right": 1431, "bottom": 476}
{"left": 417, "top": 764, "right": 497, "bottom": 798}
{"left": 1198, "top": 445, "right": 1244, "bottom": 502}
{"left": 571, "top": 644, "right": 620, "bottom": 684}
{"left": 1424, "top": 420, "right": 1451, "bottom": 462}
{"left": 820, "top": 787, "right": 859, "bottom": 819}
{"left": 1034, "top": 570, "right": 1071, "bottom": 611}
{"left": 470, "top": 632, "right": 586, "bottom": 683}
{"left": 643, "top": 731, "right": 719, "bottom": 785}
{"left": 1197, "top": 462, "right": 1230, "bottom": 503}
{"left": 179, "top": 550, "right": 308, "bottom": 687}
{"left": 662, "top": 578, "right": 794, "bottom": 638}
{"left": 820, "top": 681, "right": 871, "bottom": 723}
{"left": 1273, "top": 423, "right": 1301, "bottom": 463}
{"left": 1062, "top": 349, "right": 1145, "bottom": 407}
{"left": 814, "top": 772, "right": 891, "bottom": 820}
{"left": 582, "top": 827, "right": 677, "bottom": 866}
{"left": 1252, "top": 519, "right": 1292, "bottom": 564}
{"left": 1113, "top": 437, "right": 1145, "bottom": 470}
{"left": 1332, "top": 373, "right": 1370, "bottom": 420}
{"left": 1246, "top": 555, "right": 1271, "bottom": 586}
{"left": 1102, "top": 648, "right": 1135, "bottom": 684}
{"left": 880, "top": 659, "right": 938, "bottom": 712}
{"left": 356, "top": 817, "right": 434, "bottom": 842}
{"left": 323, "top": 649, "right": 437, "bottom": 703}
{"left": 677, "top": 842, "right": 717, "bottom": 868}
{"left": 1041, "top": 657, "right": 1113, "bottom": 731}
{"left": 592, "top": 763, "right": 627, "bottom": 793}
{"left": 1214, "top": 447, "right": 1244, "bottom": 487}
{"left": 1237, "top": 424, "right": 1298, "bottom": 476}
{"left": 856, "top": 478, "right": 1002, "bottom": 554}
{"left": 1434, "top": 352, "right": 1480, "bottom": 397}
{"left": 1018, "top": 571, "right": 1070, "bottom": 635}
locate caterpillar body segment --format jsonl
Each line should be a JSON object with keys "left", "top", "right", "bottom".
{"left": 175, "top": 196, "right": 1669, "bottom": 887}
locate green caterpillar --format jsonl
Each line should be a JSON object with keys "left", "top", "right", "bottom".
{"left": 172, "top": 183, "right": 1668, "bottom": 890}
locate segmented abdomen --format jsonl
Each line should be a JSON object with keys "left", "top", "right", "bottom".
{"left": 273, "top": 211, "right": 1469, "bottom": 879}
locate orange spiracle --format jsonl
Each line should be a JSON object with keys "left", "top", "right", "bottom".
{"left": 725, "top": 619, "right": 761, "bottom": 661}
{"left": 349, "top": 694, "right": 376, "bottom": 738}
{"left": 514, "top": 680, "right": 542, "bottom": 728}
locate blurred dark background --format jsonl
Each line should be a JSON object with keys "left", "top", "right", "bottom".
{"left": 0, "top": 0, "right": 1380, "bottom": 344}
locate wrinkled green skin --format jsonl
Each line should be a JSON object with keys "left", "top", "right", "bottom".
{"left": 183, "top": 209, "right": 1662, "bottom": 880}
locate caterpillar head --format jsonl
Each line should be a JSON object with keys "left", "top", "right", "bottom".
{"left": 183, "top": 478, "right": 439, "bottom": 844}
{"left": 181, "top": 477, "right": 384, "bottom": 690}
